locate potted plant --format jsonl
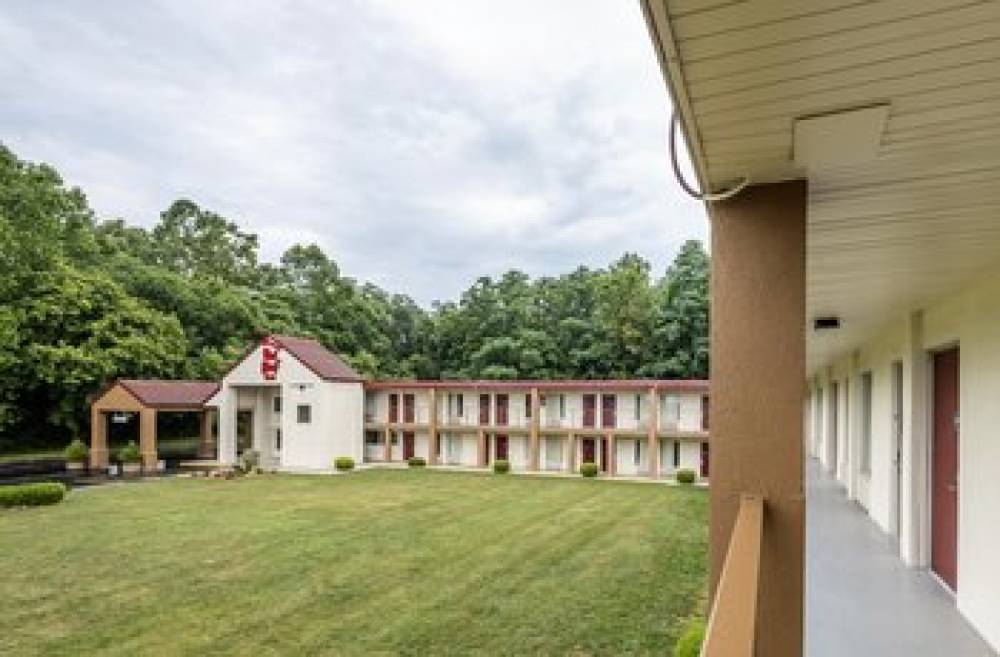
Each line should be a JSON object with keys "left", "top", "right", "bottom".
{"left": 579, "top": 462, "right": 599, "bottom": 478}
{"left": 64, "top": 439, "right": 89, "bottom": 472}
{"left": 676, "top": 468, "right": 696, "bottom": 485}
{"left": 334, "top": 456, "right": 355, "bottom": 472}
{"left": 119, "top": 441, "right": 142, "bottom": 476}
{"left": 493, "top": 459, "right": 510, "bottom": 474}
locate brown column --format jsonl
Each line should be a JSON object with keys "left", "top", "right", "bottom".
{"left": 428, "top": 388, "right": 438, "bottom": 465}
{"left": 197, "top": 409, "right": 215, "bottom": 459}
{"left": 606, "top": 434, "right": 616, "bottom": 476}
{"left": 647, "top": 386, "right": 660, "bottom": 479}
{"left": 383, "top": 427, "right": 392, "bottom": 462}
{"left": 477, "top": 429, "right": 487, "bottom": 467}
{"left": 710, "top": 180, "right": 805, "bottom": 656}
{"left": 139, "top": 407, "right": 158, "bottom": 472}
{"left": 528, "top": 387, "right": 540, "bottom": 471}
{"left": 566, "top": 434, "right": 576, "bottom": 473}
{"left": 90, "top": 406, "right": 108, "bottom": 469}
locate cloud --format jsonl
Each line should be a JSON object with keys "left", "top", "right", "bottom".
{"left": 0, "top": 0, "right": 707, "bottom": 305}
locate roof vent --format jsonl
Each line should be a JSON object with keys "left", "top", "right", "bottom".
{"left": 794, "top": 104, "right": 889, "bottom": 170}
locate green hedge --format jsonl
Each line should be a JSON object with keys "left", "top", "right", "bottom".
{"left": 492, "top": 459, "right": 510, "bottom": 474}
{"left": 0, "top": 482, "right": 67, "bottom": 508}
{"left": 579, "top": 462, "right": 599, "bottom": 478}
{"left": 676, "top": 468, "right": 696, "bottom": 485}
{"left": 118, "top": 441, "right": 141, "bottom": 463}
{"left": 673, "top": 619, "right": 705, "bottom": 657}
{"left": 334, "top": 456, "right": 355, "bottom": 471}
{"left": 407, "top": 457, "right": 426, "bottom": 468}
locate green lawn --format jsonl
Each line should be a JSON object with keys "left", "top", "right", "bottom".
{"left": 0, "top": 470, "right": 707, "bottom": 656}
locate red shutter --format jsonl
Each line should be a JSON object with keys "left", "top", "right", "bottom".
{"left": 601, "top": 394, "right": 616, "bottom": 429}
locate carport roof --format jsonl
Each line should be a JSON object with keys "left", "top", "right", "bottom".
{"left": 115, "top": 379, "right": 219, "bottom": 408}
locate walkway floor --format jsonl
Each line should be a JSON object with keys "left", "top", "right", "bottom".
{"left": 806, "top": 459, "right": 996, "bottom": 656}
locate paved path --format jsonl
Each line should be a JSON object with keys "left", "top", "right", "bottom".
{"left": 806, "top": 459, "right": 996, "bottom": 656}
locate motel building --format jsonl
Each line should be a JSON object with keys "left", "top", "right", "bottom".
{"left": 89, "top": 335, "right": 710, "bottom": 481}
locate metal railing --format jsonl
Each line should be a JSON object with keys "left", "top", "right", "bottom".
{"left": 701, "top": 494, "right": 764, "bottom": 657}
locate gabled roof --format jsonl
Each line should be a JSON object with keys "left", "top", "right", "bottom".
{"left": 116, "top": 380, "right": 219, "bottom": 408}
{"left": 270, "top": 335, "right": 363, "bottom": 382}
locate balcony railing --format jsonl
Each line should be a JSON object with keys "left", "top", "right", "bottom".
{"left": 701, "top": 494, "right": 763, "bottom": 657}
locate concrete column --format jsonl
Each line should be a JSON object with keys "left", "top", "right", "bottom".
{"left": 901, "top": 310, "right": 928, "bottom": 567}
{"left": 383, "top": 428, "right": 392, "bottom": 462}
{"left": 477, "top": 429, "right": 487, "bottom": 467}
{"left": 710, "top": 180, "right": 806, "bottom": 657}
{"left": 197, "top": 409, "right": 215, "bottom": 459}
{"left": 647, "top": 386, "right": 660, "bottom": 478}
{"left": 529, "top": 387, "right": 540, "bottom": 471}
{"left": 428, "top": 388, "right": 438, "bottom": 465}
{"left": 566, "top": 434, "right": 576, "bottom": 473}
{"left": 90, "top": 407, "right": 108, "bottom": 469}
{"left": 139, "top": 407, "right": 158, "bottom": 472}
{"left": 605, "top": 434, "right": 616, "bottom": 475}
{"left": 217, "top": 387, "right": 238, "bottom": 466}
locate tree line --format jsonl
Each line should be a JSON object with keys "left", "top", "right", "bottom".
{"left": 0, "top": 144, "right": 708, "bottom": 451}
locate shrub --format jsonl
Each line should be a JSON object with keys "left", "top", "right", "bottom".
{"left": 64, "top": 439, "right": 89, "bottom": 463}
{"left": 118, "top": 441, "right": 141, "bottom": 463}
{"left": 673, "top": 619, "right": 705, "bottom": 657}
{"left": 334, "top": 456, "right": 355, "bottom": 471}
{"left": 492, "top": 459, "right": 510, "bottom": 474}
{"left": 239, "top": 449, "right": 260, "bottom": 473}
{"left": 407, "top": 457, "right": 426, "bottom": 468}
{"left": 676, "top": 468, "right": 696, "bottom": 485}
{"left": 0, "top": 482, "right": 67, "bottom": 508}
{"left": 579, "top": 462, "right": 599, "bottom": 478}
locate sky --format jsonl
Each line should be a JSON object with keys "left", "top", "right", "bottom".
{"left": 0, "top": 0, "right": 707, "bottom": 305}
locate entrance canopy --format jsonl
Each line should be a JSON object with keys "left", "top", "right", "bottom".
{"left": 90, "top": 379, "right": 219, "bottom": 470}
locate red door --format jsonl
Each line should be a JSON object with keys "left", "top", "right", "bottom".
{"left": 583, "top": 394, "right": 596, "bottom": 427}
{"left": 601, "top": 394, "right": 616, "bottom": 429}
{"left": 496, "top": 394, "right": 508, "bottom": 426}
{"left": 932, "top": 347, "right": 960, "bottom": 591}
{"left": 389, "top": 394, "right": 399, "bottom": 423}
{"left": 582, "top": 438, "right": 596, "bottom": 464}
{"left": 403, "top": 394, "right": 415, "bottom": 423}
{"left": 403, "top": 431, "right": 415, "bottom": 460}
{"left": 496, "top": 435, "right": 508, "bottom": 460}
{"left": 479, "top": 394, "right": 491, "bottom": 425}
{"left": 700, "top": 442, "right": 710, "bottom": 478}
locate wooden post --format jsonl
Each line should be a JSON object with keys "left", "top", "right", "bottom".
{"left": 428, "top": 387, "right": 438, "bottom": 465}
{"left": 606, "top": 434, "right": 616, "bottom": 476}
{"left": 383, "top": 427, "right": 392, "bottom": 462}
{"left": 710, "top": 180, "right": 806, "bottom": 656}
{"left": 648, "top": 386, "right": 660, "bottom": 478}
{"left": 477, "top": 429, "right": 487, "bottom": 468}
{"left": 529, "top": 387, "right": 540, "bottom": 471}
{"left": 197, "top": 409, "right": 215, "bottom": 459}
{"left": 90, "top": 407, "right": 108, "bottom": 469}
{"left": 139, "top": 407, "right": 158, "bottom": 472}
{"left": 566, "top": 434, "right": 576, "bottom": 473}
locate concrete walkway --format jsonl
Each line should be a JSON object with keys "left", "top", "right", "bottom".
{"left": 806, "top": 459, "right": 996, "bottom": 656}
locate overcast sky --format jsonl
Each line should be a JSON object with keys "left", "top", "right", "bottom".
{"left": 1, "top": 0, "right": 706, "bottom": 305}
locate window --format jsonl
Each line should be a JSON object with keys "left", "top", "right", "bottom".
{"left": 673, "top": 441, "right": 680, "bottom": 468}
{"left": 297, "top": 404, "right": 311, "bottom": 424}
{"left": 273, "top": 396, "right": 282, "bottom": 413}
{"left": 559, "top": 394, "right": 566, "bottom": 419}
{"left": 634, "top": 394, "right": 641, "bottom": 422}
{"left": 861, "top": 371, "right": 873, "bottom": 475}
{"left": 457, "top": 393, "right": 464, "bottom": 417}
{"left": 634, "top": 439, "right": 641, "bottom": 466}
{"left": 664, "top": 395, "right": 680, "bottom": 423}
{"left": 391, "top": 432, "right": 398, "bottom": 446}
{"left": 275, "top": 428, "right": 282, "bottom": 450}
{"left": 525, "top": 393, "right": 532, "bottom": 418}
{"left": 364, "top": 432, "right": 380, "bottom": 445}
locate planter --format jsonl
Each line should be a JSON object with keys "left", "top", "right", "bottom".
{"left": 121, "top": 462, "right": 142, "bottom": 477}
{"left": 65, "top": 461, "right": 86, "bottom": 473}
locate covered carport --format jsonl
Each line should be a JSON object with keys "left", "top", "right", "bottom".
{"left": 90, "top": 380, "right": 219, "bottom": 472}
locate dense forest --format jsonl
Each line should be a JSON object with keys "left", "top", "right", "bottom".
{"left": 0, "top": 145, "right": 709, "bottom": 451}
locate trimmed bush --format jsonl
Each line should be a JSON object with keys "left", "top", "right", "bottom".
{"left": 407, "top": 457, "right": 426, "bottom": 468}
{"left": 118, "top": 441, "right": 141, "bottom": 463}
{"left": 492, "top": 459, "right": 510, "bottom": 474}
{"left": 0, "top": 482, "right": 67, "bottom": 508}
{"left": 64, "top": 439, "right": 89, "bottom": 463}
{"left": 673, "top": 619, "right": 705, "bottom": 657}
{"left": 334, "top": 456, "right": 355, "bottom": 471}
{"left": 239, "top": 449, "right": 260, "bottom": 473}
{"left": 676, "top": 468, "right": 696, "bottom": 485}
{"left": 579, "top": 462, "right": 599, "bottom": 478}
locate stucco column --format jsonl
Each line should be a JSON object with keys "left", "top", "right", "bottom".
{"left": 139, "top": 407, "right": 158, "bottom": 472}
{"left": 477, "top": 429, "right": 487, "bottom": 467}
{"left": 647, "top": 386, "right": 660, "bottom": 478}
{"left": 197, "top": 408, "right": 215, "bottom": 459}
{"left": 428, "top": 388, "right": 438, "bottom": 465}
{"left": 383, "top": 428, "right": 392, "bottom": 462}
{"left": 528, "top": 387, "right": 540, "bottom": 471}
{"left": 90, "top": 407, "right": 108, "bottom": 469}
{"left": 710, "top": 180, "right": 806, "bottom": 657}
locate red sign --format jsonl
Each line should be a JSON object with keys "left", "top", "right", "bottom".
{"left": 261, "top": 337, "right": 280, "bottom": 380}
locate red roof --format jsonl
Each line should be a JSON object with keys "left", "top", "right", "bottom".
{"left": 363, "top": 379, "right": 708, "bottom": 392}
{"left": 118, "top": 380, "right": 219, "bottom": 408}
{"left": 271, "top": 335, "right": 363, "bottom": 382}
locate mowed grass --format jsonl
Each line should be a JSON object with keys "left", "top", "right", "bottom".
{"left": 0, "top": 470, "right": 707, "bottom": 656}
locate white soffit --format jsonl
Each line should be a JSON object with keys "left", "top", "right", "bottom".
{"left": 793, "top": 105, "right": 890, "bottom": 171}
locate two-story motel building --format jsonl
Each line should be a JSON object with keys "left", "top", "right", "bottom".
{"left": 89, "top": 335, "right": 710, "bottom": 480}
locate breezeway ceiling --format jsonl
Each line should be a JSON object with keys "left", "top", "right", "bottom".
{"left": 643, "top": 0, "right": 1000, "bottom": 372}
